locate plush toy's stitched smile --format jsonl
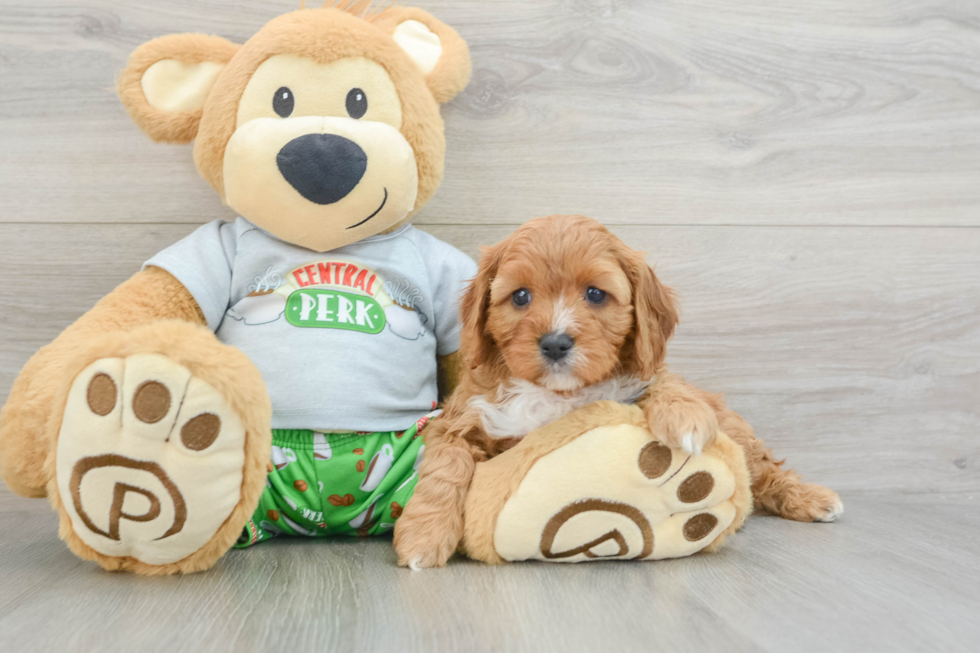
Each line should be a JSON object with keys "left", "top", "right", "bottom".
{"left": 347, "top": 188, "right": 387, "bottom": 230}
{"left": 221, "top": 114, "right": 418, "bottom": 253}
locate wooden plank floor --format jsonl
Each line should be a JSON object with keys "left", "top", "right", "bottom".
{"left": 2, "top": 486, "right": 979, "bottom": 652}
{"left": 1, "top": 1, "right": 978, "bottom": 651}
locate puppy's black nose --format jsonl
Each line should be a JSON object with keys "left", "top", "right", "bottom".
{"left": 540, "top": 332, "right": 574, "bottom": 362}
{"left": 276, "top": 133, "right": 367, "bottom": 205}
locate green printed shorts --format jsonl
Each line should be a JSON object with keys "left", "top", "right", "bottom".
{"left": 235, "top": 412, "right": 436, "bottom": 547}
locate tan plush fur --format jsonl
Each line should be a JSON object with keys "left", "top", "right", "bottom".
{"left": 371, "top": 5, "right": 472, "bottom": 104}
{"left": 394, "top": 215, "right": 841, "bottom": 568}
{"left": 437, "top": 350, "right": 464, "bottom": 402}
{"left": 3, "top": 4, "right": 473, "bottom": 574}
{"left": 47, "top": 321, "right": 272, "bottom": 574}
{"left": 0, "top": 268, "right": 205, "bottom": 497}
{"left": 0, "top": 269, "right": 272, "bottom": 574}
{"left": 118, "top": 34, "right": 240, "bottom": 144}
{"left": 460, "top": 401, "right": 752, "bottom": 564}
{"left": 115, "top": 6, "right": 467, "bottom": 214}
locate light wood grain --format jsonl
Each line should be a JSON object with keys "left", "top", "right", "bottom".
{"left": 0, "top": 487, "right": 977, "bottom": 652}
{"left": 1, "top": 0, "right": 979, "bottom": 225}
{"left": 1, "top": 222, "right": 977, "bottom": 495}
{"left": 2, "top": 1, "right": 979, "bottom": 651}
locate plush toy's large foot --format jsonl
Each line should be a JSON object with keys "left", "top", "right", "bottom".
{"left": 49, "top": 323, "right": 271, "bottom": 574}
{"left": 462, "top": 401, "right": 752, "bottom": 564}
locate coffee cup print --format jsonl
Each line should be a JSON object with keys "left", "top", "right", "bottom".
{"left": 259, "top": 520, "right": 284, "bottom": 537}
{"left": 348, "top": 499, "right": 379, "bottom": 530}
{"left": 360, "top": 444, "right": 395, "bottom": 492}
{"left": 226, "top": 289, "right": 287, "bottom": 325}
{"left": 281, "top": 513, "right": 313, "bottom": 536}
{"left": 385, "top": 302, "right": 426, "bottom": 340}
{"left": 395, "top": 444, "right": 426, "bottom": 495}
{"left": 413, "top": 444, "right": 426, "bottom": 472}
{"left": 227, "top": 267, "right": 286, "bottom": 325}
{"left": 313, "top": 432, "right": 332, "bottom": 461}
{"left": 271, "top": 445, "right": 297, "bottom": 471}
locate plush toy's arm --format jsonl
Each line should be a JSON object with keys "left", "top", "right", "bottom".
{"left": 436, "top": 350, "right": 463, "bottom": 403}
{"left": 60, "top": 266, "right": 204, "bottom": 334}
{"left": 0, "top": 267, "right": 203, "bottom": 497}
{"left": 638, "top": 371, "right": 720, "bottom": 456}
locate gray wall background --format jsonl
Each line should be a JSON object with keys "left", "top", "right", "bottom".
{"left": 3, "top": 0, "right": 977, "bottom": 495}
{"left": 1, "top": 2, "right": 979, "bottom": 651}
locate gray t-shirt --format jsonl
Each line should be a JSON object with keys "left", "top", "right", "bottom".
{"left": 145, "top": 219, "right": 476, "bottom": 431}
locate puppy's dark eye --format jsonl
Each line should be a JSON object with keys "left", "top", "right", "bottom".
{"left": 512, "top": 288, "right": 532, "bottom": 307}
{"left": 346, "top": 88, "right": 368, "bottom": 119}
{"left": 273, "top": 87, "right": 294, "bottom": 117}
{"left": 586, "top": 287, "right": 607, "bottom": 304}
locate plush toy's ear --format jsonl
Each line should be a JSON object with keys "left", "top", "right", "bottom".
{"left": 371, "top": 7, "right": 472, "bottom": 104}
{"left": 118, "top": 34, "right": 240, "bottom": 143}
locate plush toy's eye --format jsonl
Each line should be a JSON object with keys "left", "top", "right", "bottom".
{"left": 346, "top": 88, "right": 368, "bottom": 119}
{"left": 586, "top": 287, "right": 607, "bottom": 304}
{"left": 512, "top": 288, "right": 532, "bottom": 307}
{"left": 273, "top": 87, "right": 294, "bottom": 118}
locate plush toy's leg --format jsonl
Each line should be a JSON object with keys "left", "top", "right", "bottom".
{"left": 44, "top": 321, "right": 270, "bottom": 574}
{"left": 0, "top": 341, "right": 71, "bottom": 498}
{"left": 461, "top": 401, "right": 752, "bottom": 564}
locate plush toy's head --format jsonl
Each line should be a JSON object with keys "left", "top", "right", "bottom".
{"left": 119, "top": 1, "right": 470, "bottom": 252}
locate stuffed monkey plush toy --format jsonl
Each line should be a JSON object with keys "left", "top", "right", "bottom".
{"left": 0, "top": 2, "right": 751, "bottom": 573}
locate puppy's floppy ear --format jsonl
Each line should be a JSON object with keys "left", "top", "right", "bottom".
{"left": 620, "top": 250, "right": 679, "bottom": 380}
{"left": 118, "top": 34, "right": 240, "bottom": 143}
{"left": 459, "top": 243, "right": 503, "bottom": 369}
{"left": 371, "top": 6, "right": 472, "bottom": 104}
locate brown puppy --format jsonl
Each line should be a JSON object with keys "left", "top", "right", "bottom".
{"left": 394, "top": 215, "right": 842, "bottom": 569}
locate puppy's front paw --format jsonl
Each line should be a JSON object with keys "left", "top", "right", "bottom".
{"left": 393, "top": 510, "right": 460, "bottom": 570}
{"left": 401, "top": 548, "right": 452, "bottom": 571}
{"left": 647, "top": 400, "right": 719, "bottom": 456}
{"left": 394, "top": 530, "right": 457, "bottom": 570}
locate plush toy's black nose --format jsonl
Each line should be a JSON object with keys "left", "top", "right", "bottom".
{"left": 276, "top": 133, "right": 367, "bottom": 205}
{"left": 540, "top": 332, "right": 574, "bottom": 362}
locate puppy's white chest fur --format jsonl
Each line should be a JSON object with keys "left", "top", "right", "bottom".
{"left": 469, "top": 376, "right": 649, "bottom": 439}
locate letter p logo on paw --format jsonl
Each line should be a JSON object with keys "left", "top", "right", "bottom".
{"left": 56, "top": 356, "right": 248, "bottom": 566}
{"left": 69, "top": 454, "right": 186, "bottom": 542}
{"left": 492, "top": 421, "right": 738, "bottom": 563}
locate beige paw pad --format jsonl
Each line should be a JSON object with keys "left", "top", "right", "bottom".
{"left": 56, "top": 355, "right": 246, "bottom": 566}
{"left": 493, "top": 422, "right": 738, "bottom": 563}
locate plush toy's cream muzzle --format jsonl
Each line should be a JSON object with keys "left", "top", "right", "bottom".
{"left": 223, "top": 115, "right": 418, "bottom": 252}
{"left": 221, "top": 51, "right": 420, "bottom": 251}
{"left": 116, "top": 6, "right": 475, "bottom": 255}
